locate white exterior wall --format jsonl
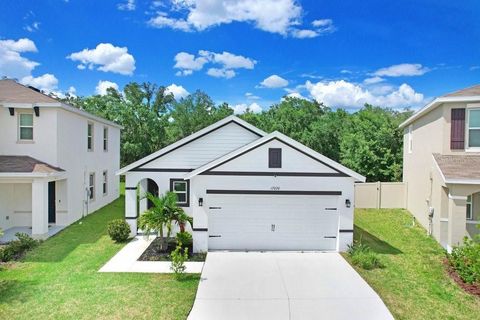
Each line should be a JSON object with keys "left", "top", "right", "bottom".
{"left": 0, "top": 105, "right": 120, "bottom": 232}
{"left": 142, "top": 122, "right": 260, "bottom": 169}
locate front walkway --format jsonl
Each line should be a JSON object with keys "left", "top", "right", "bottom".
{"left": 188, "top": 252, "right": 393, "bottom": 320}
{"left": 99, "top": 235, "right": 204, "bottom": 273}
{"left": 0, "top": 225, "right": 65, "bottom": 243}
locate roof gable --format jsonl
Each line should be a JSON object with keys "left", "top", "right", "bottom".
{"left": 117, "top": 116, "right": 266, "bottom": 174}
{"left": 185, "top": 131, "right": 366, "bottom": 182}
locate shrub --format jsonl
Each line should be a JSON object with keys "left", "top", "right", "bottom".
{"left": 0, "top": 233, "right": 39, "bottom": 262}
{"left": 176, "top": 231, "right": 192, "bottom": 249}
{"left": 170, "top": 242, "right": 189, "bottom": 278}
{"left": 447, "top": 237, "right": 480, "bottom": 284}
{"left": 347, "top": 241, "right": 384, "bottom": 270}
{"left": 107, "top": 219, "right": 131, "bottom": 242}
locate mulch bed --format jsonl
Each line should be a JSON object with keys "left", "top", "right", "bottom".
{"left": 443, "top": 259, "right": 480, "bottom": 297}
{"left": 138, "top": 237, "right": 206, "bottom": 262}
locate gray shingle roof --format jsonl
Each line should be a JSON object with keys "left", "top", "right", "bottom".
{"left": 0, "top": 156, "right": 64, "bottom": 173}
{"left": 433, "top": 153, "right": 480, "bottom": 181}
{"left": 0, "top": 79, "right": 59, "bottom": 104}
{"left": 443, "top": 84, "right": 480, "bottom": 97}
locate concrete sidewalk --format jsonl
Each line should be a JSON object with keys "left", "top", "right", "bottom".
{"left": 99, "top": 235, "right": 204, "bottom": 273}
{"left": 188, "top": 252, "right": 393, "bottom": 320}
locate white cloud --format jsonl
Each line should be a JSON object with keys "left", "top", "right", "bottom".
{"left": 0, "top": 38, "right": 39, "bottom": 79}
{"left": 118, "top": 0, "right": 136, "bottom": 11}
{"left": 95, "top": 80, "right": 119, "bottom": 95}
{"left": 373, "top": 63, "right": 429, "bottom": 77}
{"left": 290, "top": 18, "right": 335, "bottom": 38}
{"left": 340, "top": 69, "right": 352, "bottom": 74}
{"left": 363, "top": 76, "right": 385, "bottom": 85}
{"left": 165, "top": 83, "right": 189, "bottom": 99}
{"left": 304, "top": 80, "right": 424, "bottom": 109}
{"left": 67, "top": 86, "right": 77, "bottom": 97}
{"left": 148, "top": 0, "right": 331, "bottom": 38}
{"left": 284, "top": 92, "right": 307, "bottom": 100}
{"left": 260, "top": 74, "right": 289, "bottom": 88}
{"left": 312, "top": 19, "right": 332, "bottom": 27}
{"left": 174, "top": 50, "right": 256, "bottom": 78}
{"left": 206, "top": 68, "right": 236, "bottom": 79}
{"left": 67, "top": 43, "right": 136, "bottom": 75}
{"left": 232, "top": 102, "right": 262, "bottom": 114}
{"left": 24, "top": 21, "right": 40, "bottom": 32}
{"left": 20, "top": 73, "right": 59, "bottom": 93}
{"left": 245, "top": 92, "right": 260, "bottom": 100}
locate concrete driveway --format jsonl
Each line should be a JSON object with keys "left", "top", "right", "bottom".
{"left": 188, "top": 252, "right": 393, "bottom": 320}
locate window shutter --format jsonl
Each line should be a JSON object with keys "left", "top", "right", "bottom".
{"left": 451, "top": 108, "right": 465, "bottom": 149}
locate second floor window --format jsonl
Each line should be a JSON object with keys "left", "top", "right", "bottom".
{"left": 87, "top": 123, "right": 94, "bottom": 151}
{"left": 19, "top": 113, "right": 34, "bottom": 140}
{"left": 103, "top": 127, "right": 108, "bottom": 151}
{"left": 467, "top": 108, "right": 480, "bottom": 148}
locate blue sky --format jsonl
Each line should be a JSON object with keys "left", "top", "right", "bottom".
{"left": 1, "top": 0, "right": 479, "bottom": 113}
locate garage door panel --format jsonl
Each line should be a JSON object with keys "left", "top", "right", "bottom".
{"left": 208, "top": 194, "right": 339, "bottom": 251}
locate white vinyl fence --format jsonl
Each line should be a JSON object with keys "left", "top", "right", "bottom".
{"left": 354, "top": 182, "right": 407, "bottom": 209}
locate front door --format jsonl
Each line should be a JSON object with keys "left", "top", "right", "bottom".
{"left": 48, "top": 181, "right": 56, "bottom": 224}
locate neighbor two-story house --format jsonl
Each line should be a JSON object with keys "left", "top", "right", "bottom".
{"left": 400, "top": 84, "right": 480, "bottom": 251}
{"left": 0, "top": 79, "right": 121, "bottom": 240}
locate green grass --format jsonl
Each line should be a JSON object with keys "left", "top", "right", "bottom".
{"left": 344, "top": 209, "right": 480, "bottom": 320}
{"left": 0, "top": 185, "right": 199, "bottom": 320}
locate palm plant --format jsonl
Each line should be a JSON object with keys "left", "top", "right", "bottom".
{"left": 172, "top": 209, "right": 193, "bottom": 232}
{"left": 137, "top": 191, "right": 178, "bottom": 251}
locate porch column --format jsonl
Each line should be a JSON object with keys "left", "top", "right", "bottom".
{"left": 447, "top": 194, "right": 467, "bottom": 251}
{"left": 32, "top": 179, "right": 49, "bottom": 238}
{"left": 138, "top": 179, "right": 148, "bottom": 215}
{"left": 125, "top": 185, "right": 137, "bottom": 237}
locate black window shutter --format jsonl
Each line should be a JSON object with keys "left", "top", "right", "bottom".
{"left": 269, "top": 148, "right": 282, "bottom": 168}
{"left": 451, "top": 108, "right": 465, "bottom": 150}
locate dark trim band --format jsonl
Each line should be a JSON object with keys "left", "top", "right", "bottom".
{"left": 201, "top": 171, "right": 348, "bottom": 177}
{"left": 192, "top": 228, "right": 208, "bottom": 232}
{"left": 125, "top": 216, "right": 138, "bottom": 220}
{"left": 324, "top": 236, "right": 337, "bottom": 239}
{"left": 206, "top": 189, "right": 342, "bottom": 196}
{"left": 339, "top": 229, "right": 354, "bottom": 233}
{"left": 125, "top": 187, "right": 137, "bottom": 190}
{"left": 130, "top": 168, "right": 194, "bottom": 172}
{"left": 134, "top": 120, "right": 262, "bottom": 170}
{"left": 206, "top": 137, "right": 343, "bottom": 175}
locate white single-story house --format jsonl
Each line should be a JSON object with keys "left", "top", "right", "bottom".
{"left": 0, "top": 79, "right": 121, "bottom": 241}
{"left": 118, "top": 116, "right": 365, "bottom": 252}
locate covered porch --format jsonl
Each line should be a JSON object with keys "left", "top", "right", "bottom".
{"left": 0, "top": 156, "right": 67, "bottom": 241}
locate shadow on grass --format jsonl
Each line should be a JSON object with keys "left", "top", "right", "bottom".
{"left": 354, "top": 225, "right": 403, "bottom": 255}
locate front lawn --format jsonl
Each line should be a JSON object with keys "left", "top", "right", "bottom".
{"left": 346, "top": 209, "right": 480, "bottom": 320}
{"left": 0, "top": 193, "right": 199, "bottom": 320}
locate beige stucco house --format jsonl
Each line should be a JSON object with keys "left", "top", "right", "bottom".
{"left": 400, "top": 85, "right": 480, "bottom": 251}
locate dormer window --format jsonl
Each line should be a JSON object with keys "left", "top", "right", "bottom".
{"left": 19, "top": 113, "right": 34, "bottom": 141}
{"left": 467, "top": 108, "right": 480, "bottom": 148}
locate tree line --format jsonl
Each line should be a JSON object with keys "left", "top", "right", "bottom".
{"left": 62, "top": 82, "right": 413, "bottom": 182}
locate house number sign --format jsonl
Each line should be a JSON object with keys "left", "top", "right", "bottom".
{"left": 271, "top": 186, "right": 280, "bottom": 191}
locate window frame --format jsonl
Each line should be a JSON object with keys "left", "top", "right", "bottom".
{"left": 465, "top": 105, "right": 480, "bottom": 151}
{"left": 87, "top": 122, "right": 94, "bottom": 151}
{"left": 89, "top": 172, "right": 95, "bottom": 202}
{"left": 18, "top": 112, "right": 34, "bottom": 141}
{"left": 103, "top": 126, "right": 108, "bottom": 152}
{"left": 169, "top": 179, "right": 190, "bottom": 207}
{"left": 466, "top": 195, "right": 473, "bottom": 220}
{"left": 102, "top": 170, "right": 108, "bottom": 196}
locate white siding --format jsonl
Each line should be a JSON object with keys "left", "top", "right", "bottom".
{"left": 141, "top": 122, "right": 260, "bottom": 169}
{"left": 212, "top": 139, "right": 338, "bottom": 173}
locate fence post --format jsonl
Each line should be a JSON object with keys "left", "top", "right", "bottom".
{"left": 376, "top": 181, "right": 381, "bottom": 209}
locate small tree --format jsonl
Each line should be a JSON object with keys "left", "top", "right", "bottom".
{"left": 137, "top": 191, "right": 179, "bottom": 251}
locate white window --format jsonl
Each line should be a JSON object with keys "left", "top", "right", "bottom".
{"left": 87, "top": 122, "right": 94, "bottom": 151}
{"left": 103, "top": 127, "right": 108, "bottom": 151}
{"left": 408, "top": 125, "right": 413, "bottom": 153}
{"left": 467, "top": 108, "right": 480, "bottom": 148}
{"left": 19, "top": 113, "right": 34, "bottom": 141}
{"left": 102, "top": 170, "right": 108, "bottom": 195}
{"left": 89, "top": 173, "right": 95, "bottom": 201}
{"left": 170, "top": 179, "right": 189, "bottom": 206}
{"left": 466, "top": 195, "right": 473, "bottom": 220}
